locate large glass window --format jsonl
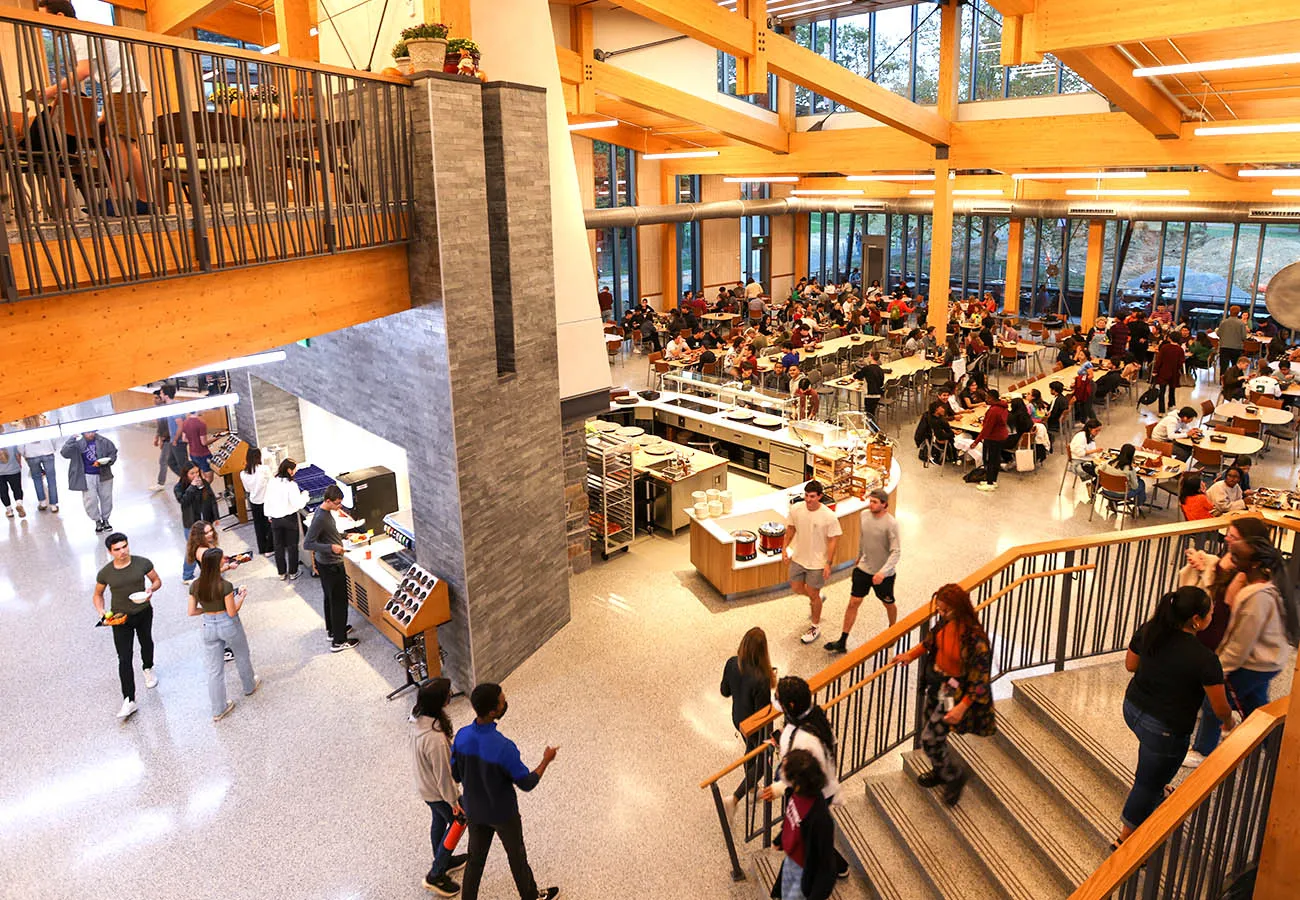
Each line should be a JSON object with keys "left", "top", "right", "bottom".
{"left": 592, "top": 142, "right": 637, "bottom": 316}
{"left": 676, "top": 175, "right": 701, "bottom": 303}
{"left": 741, "top": 184, "right": 771, "bottom": 286}
{"left": 912, "top": 5, "right": 942, "bottom": 105}
{"left": 716, "top": 52, "right": 777, "bottom": 109}
{"left": 871, "top": 6, "right": 913, "bottom": 99}
{"left": 1258, "top": 224, "right": 1300, "bottom": 325}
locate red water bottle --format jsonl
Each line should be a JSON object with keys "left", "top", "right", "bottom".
{"left": 443, "top": 813, "right": 467, "bottom": 850}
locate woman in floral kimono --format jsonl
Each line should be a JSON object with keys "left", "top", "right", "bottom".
{"left": 891, "top": 583, "right": 994, "bottom": 806}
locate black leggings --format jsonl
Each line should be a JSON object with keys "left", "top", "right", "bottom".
{"left": 271, "top": 515, "right": 301, "bottom": 576}
{"left": 112, "top": 605, "right": 155, "bottom": 701}
{"left": 0, "top": 472, "right": 22, "bottom": 506}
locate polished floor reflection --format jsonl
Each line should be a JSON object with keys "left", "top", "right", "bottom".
{"left": 2, "top": 370, "right": 1296, "bottom": 899}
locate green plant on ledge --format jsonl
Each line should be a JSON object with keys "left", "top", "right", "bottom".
{"left": 210, "top": 83, "right": 242, "bottom": 106}
{"left": 446, "top": 37, "right": 480, "bottom": 59}
{"left": 400, "top": 22, "right": 449, "bottom": 41}
{"left": 391, "top": 39, "right": 409, "bottom": 60}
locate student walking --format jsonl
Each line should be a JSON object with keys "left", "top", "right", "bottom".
{"left": 152, "top": 385, "right": 181, "bottom": 490}
{"left": 720, "top": 627, "right": 777, "bottom": 817}
{"left": 412, "top": 678, "right": 470, "bottom": 896}
{"left": 0, "top": 435, "right": 25, "bottom": 518}
{"left": 20, "top": 415, "right": 58, "bottom": 512}
{"left": 264, "top": 459, "right": 308, "bottom": 580}
{"left": 783, "top": 480, "right": 843, "bottom": 645}
{"left": 827, "top": 489, "right": 900, "bottom": 653}
{"left": 187, "top": 547, "right": 259, "bottom": 721}
{"left": 61, "top": 430, "right": 117, "bottom": 532}
{"left": 177, "top": 465, "right": 219, "bottom": 582}
{"left": 772, "top": 749, "right": 837, "bottom": 900}
{"left": 452, "top": 683, "right": 560, "bottom": 900}
{"left": 302, "top": 484, "right": 358, "bottom": 652}
{"left": 92, "top": 532, "right": 162, "bottom": 720}
{"left": 239, "top": 447, "right": 274, "bottom": 555}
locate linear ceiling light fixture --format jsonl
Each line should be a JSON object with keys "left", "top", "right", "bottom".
{"left": 847, "top": 173, "right": 934, "bottom": 182}
{"left": 641, "top": 150, "right": 721, "bottom": 160}
{"left": 1272, "top": 189, "right": 1300, "bottom": 197}
{"left": 1133, "top": 52, "right": 1300, "bottom": 79}
{"left": 1012, "top": 171, "right": 1147, "bottom": 180}
{"left": 567, "top": 119, "right": 620, "bottom": 132}
{"left": 0, "top": 394, "right": 241, "bottom": 450}
{"left": 1064, "top": 189, "right": 1191, "bottom": 197}
{"left": 259, "top": 43, "right": 280, "bottom": 54}
{"left": 722, "top": 176, "right": 800, "bottom": 183}
{"left": 790, "top": 189, "right": 867, "bottom": 196}
{"left": 954, "top": 189, "right": 1005, "bottom": 196}
{"left": 1194, "top": 123, "right": 1300, "bottom": 136}
{"left": 1240, "top": 168, "right": 1300, "bottom": 177}
{"left": 170, "top": 351, "right": 287, "bottom": 378}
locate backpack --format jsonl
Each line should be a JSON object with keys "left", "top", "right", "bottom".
{"left": 963, "top": 465, "right": 986, "bottom": 483}
{"left": 1138, "top": 385, "right": 1161, "bottom": 406}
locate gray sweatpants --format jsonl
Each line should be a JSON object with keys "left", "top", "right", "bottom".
{"left": 81, "top": 472, "right": 113, "bottom": 522}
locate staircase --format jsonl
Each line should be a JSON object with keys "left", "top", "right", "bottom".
{"left": 751, "top": 660, "right": 1142, "bottom": 900}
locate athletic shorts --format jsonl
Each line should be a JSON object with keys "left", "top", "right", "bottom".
{"left": 190, "top": 454, "right": 212, "bottom": 473}
{"left": 851, "top": 569, "right": 896, "bottom": 603}
{"left": 788, "top": 561, "right": 826, "bottom": 590}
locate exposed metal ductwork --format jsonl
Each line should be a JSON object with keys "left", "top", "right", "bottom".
{"left": 584, "top": 197, "right": 1300, "bottom": 229}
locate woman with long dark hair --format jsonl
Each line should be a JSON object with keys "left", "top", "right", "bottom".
{"left": 411, "top": 678, "right": 468, "bottom": 896}
{"left": 721, "top": 627, "right": 777, "bottom": 816}
{"left": 239, "top": 447, "right": 274, "bottom": 556}
{"left": 759, "top": 676, "right": 849, "bottom": 879}
{"left": 186, "top": 547, "right": 258, "bottom": 721}
{"left": 262, "top": 458, "right": 308, "bottom": 580}
{"left": 1185, "top": 537, "right": 1294, "bottom": 768}
{"left": 890, "top": 584, "right": 994, "bottom": 805}
{"left": 1099, "top": 442, "right": 1147, "bottom": 508}
{"left": 1115, "top": 586, "right": 1234, "bottom": 848}
{"left": 772, "top": 749, "right": 836, "bottom": 900}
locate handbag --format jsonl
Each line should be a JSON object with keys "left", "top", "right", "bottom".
{"left": 1015, "top": 446, "right": 1035, "bottom": 472}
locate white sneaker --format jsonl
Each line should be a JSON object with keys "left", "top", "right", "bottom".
{"left": 3, "top": 507, "right": 11, "bottom": 518}
{"left": 183, "top": 578, "right": 195, "bottom": 586}
{"left": 150, "top": 483, "right": 166, "bottom": 492}
{"left": 143, "top": 668, "right": 157, "bottom": 689}
{"left": 245, "top": 675, "right": 262, "bottom": 696}
{"left": 117, "top": 698, "right": 138, "bottom": 719}
{"left": 800, "top": 624, "right": 821, "bottom": 644}
{"left": 977, "top": 483, "right": 995, "bottom": 492}
{"left": 1182, "top": 750, "right": 1206, "bottom": 769}
{"left": 37, "top": 501, "right": 47, "bottom": 510}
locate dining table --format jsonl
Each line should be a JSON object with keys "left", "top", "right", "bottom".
{"left": 996, "top": 340, "right": 1050, "bottom": 375}
{"left": 753, "top": 333, "right": 883, "bottom": 373}
{"left": 1174, "top": 428, "right": 1265, "bottom": 457}
{"left": 1214, "top": 401, "right": 1292, "bottom": 427}
{"left": 1098, "top": 447, "right": 1187, "bottom": 484}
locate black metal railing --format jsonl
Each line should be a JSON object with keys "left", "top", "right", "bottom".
{"left": 0, "top": 8, "right": 412, "bottom": 301}
{"left": 702, "top": 514, "right": 1292, "bottom": 881}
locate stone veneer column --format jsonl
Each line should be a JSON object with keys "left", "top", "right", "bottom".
{"left": 240, "top": 74, "right": 570, "bottom": 691}
{"left": 561, "top": 419, "right": 591, "bottom": 575}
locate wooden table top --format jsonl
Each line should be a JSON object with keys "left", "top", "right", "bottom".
{"left": 1099, "top": 448, "right": 1187, "bottom": 481}
{"left": 754, "top": 333, "right": 882, "bottom": 371}
{"left": 1215, "top": 401, "right": 1292, "bottom": 426}
{"left": 1174, "top": 429, "right": 1265, "bottom": 457}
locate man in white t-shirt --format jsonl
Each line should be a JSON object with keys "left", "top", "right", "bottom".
{"left": 783, "top": 480, "right": 842, "bottom": 645}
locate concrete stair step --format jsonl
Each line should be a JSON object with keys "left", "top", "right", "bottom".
{"left": 992, "top": 701, "right": 1128, "bottom": 844}
{"left": 864, "top": 770, "right": 1006, "bottom": 900}
{"left": 899, "top": 750, "right": 1074, "bottom": 900}
{"left": 752, "top": 848, "right": 865, "bottom": 900}
{"left": 832, "top": 789, "right": 941, "bottom": 900}
{"left": 1012, "top": 672, "right": 1134, "bottom": 793}
{"left": 949, "top": 726, "right": 1110, "bottom": 888}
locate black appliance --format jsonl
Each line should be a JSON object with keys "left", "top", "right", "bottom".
{"left": 337, "top": 466, "right": 399, "bottom": 532}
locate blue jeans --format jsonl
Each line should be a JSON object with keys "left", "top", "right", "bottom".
{"left": 1191, "top": 668, "right": 1278, "bottom": 756}
{"left": 425, "top": 800, "right": 456, "bottom": 881}
{"left": 781, "top": 856, "right": 806, "bottom": 900}
{"left": 200, "top": 612, "right": 256, "bottom": 716}
{"left": 183, "top": 526, "right": 197, "bottom": 580}
{"left": 1129, "top": 479, "right": 1148, "bottom": 507}
{"left": 1121, "top": 699, "right": 1191, "bottom": 829}
{"left": 26, "top": 455, "right": 57, "bottom": 505}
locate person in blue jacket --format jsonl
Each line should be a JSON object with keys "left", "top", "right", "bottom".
{"left": 452, "top": 683, "right": 560, "bottom": 900}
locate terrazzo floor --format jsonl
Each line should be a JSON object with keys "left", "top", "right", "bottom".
{"left": 3, "top": 364, "right": 1297, "bottom": 900}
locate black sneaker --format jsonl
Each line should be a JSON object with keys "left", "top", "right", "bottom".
{"left": 422, "top": 874, "right": 460, "bottom": 896}
{"left": 943, "top": 769, "right": 969, "bottom": 806}
{"left": 823, "top": 639, "right": 847, "bottom": 654}
{"left": 224, "top": 648, "right": 235, "bottom": 662}
{"left": 446, "top": 854, "right": 469, "bottom": 874}
{"left": 537, "top": 890, "right": 560, "bottom": 900}
{"left": 101, "top": 520, "right": 111, "bottom": 532}
{"left": 330, "top": 638, "right": 360, "bottom": 653}
{"left": 916, "top": 769, "right": 944, "bottom": 788}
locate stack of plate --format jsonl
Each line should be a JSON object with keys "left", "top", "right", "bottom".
{"left": 616, "top": 426, "right": 645, "bottom": 438}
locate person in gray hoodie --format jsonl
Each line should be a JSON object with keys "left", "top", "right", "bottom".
{"left": 60, "top": 431, "right": 118, "bottom": 532}
{"left": 1186, "top": 536, "right": 1293, "bottom": 767}
{"left": 411, "top": 678, "right": 469, "bottom": 896}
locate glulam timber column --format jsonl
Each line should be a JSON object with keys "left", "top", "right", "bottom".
{"left": 1003, "top": 219, "right": 1024, "bottom": 315}
{"left": 253, "top": 76, "right": 569, "bottom": 691}
{"left": 928, "top": 155, "right": 954, "bottom": 339}
{"left": 1081, "top": 220, "right": 1105, "bottom": 329}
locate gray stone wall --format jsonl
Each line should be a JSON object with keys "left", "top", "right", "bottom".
{"left": 241, "top": 75, "right": 569, "bottom": 692}
{"left": 562, "top": 419, "right": 590, "bottom": 575}
{"left": 248, "top": 375, "right": 305, "bottom": 461}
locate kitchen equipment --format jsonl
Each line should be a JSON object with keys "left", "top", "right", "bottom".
{"left": 732, "top": 530, "right": 758, "bottom": 561}
{"left": 644, "top": 445, "right": 674, "bottom": 456}
{"left": 694, "top": 501, "right": 709, "bottom": 519}
{"left": 666, "top": 397, "right": 724, "bottom": 415}
{"left": 758, "top": 521, "right": 786, "bottom": 555}
{"left": 708, "top": 500, "right": 723, "bottom": 517}
{"left": 752, "top": 413, "right": 785, "bottom": 429}
{"left": 336, "top": 466, "right": 398, "bottom": 531}
{"left": 720, "top": 490, "right": 733, "bottom": 513}
{"left": 637, "top": 390, "right": 661, "bottom": 400}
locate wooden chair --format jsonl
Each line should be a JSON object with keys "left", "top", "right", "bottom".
{"left": 1217, "top": 424, "right": 1247, "bottom": 436}
{"left": 1192, "top": 445, "right": 1224, "bottom": 481}
{"left": 1059, "top": 430, "right": 1092, "bottom": 494}
{"left": 1027, "top": 321, "right": 1045, "bottom": 342}
{"left": 1144, "top": 421, "right": 1157, "bottom": 441}
{"left": 1257, "top": 396, "right": 1284, "bottom": 409}
{"left": 1143, "top": 438, "right": 1173, "bottom": 457}
{"left": 156, "top": 110, "right": 249, "bottom": 211}
{"left": 646, "top": 350, "right": 664, "bottom": 384}
{"left": 1266, "top": 406, "right": 1300, "bottom": 460}
{"left": 1229, "top": 417, "right": 1261, "bottom": 440}
{"left": 1091, "top": 469, "right": 1137, "bottom": 527}
{"left": 1199, "top": 399, "right": 1217, "bottom": 426}
{"left": 652, "top": 360, "right": 670, "bottom": 391}
{"left": 1243, "top": 338, "right": 1262, "bottom": 360}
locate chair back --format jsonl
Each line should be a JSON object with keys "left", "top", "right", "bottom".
{"left": 701, "top": 362, "right": 719, "bottom": 376}
{"left": 1230, "top": 417, "right": 1261, "bottom": 437}
{"left": 1144, "top": 421, "right": 1156, "bottom": 440}
{"left": 1097, "top": 470, "right": 1130, "bottom": 495}
{"left": 1143, "top": 438, "right": 1173, "bottom": 457}
{"left": 653, "top": 361, "right": 670, "bottom": 375}
{"left": 647, "top": 351, "right": 664, "bottom": 365}
{"left": 1243, "top": 339, "right": 1261, "bottom": 355}
{"left": 1192, "top": 445, "right": 1223, "bottom": 468}
{"left": 1200, "top": 399, "right": 1215, "bottom": 420}
{"left": 1217, "top": 424, "right": 1246, "bottom": 436}
{"left": 56, "top": 94, "right": 99, "bottom": 139}
{"left": 1000, "top": 345, "right": 1018, "bottom": 362}
{"left": 1258, "top": 396, "right": 1284, "bottom": 409}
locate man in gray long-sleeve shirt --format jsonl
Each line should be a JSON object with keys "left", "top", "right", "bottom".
{"left": 825, "top": 489, "right": 901, "bottom": 653}
{"left": 302, "top": 485, "right": 358, "bottom": 652}
{"left": 1216, "top": 306, "right": 1248, "bottom": 376}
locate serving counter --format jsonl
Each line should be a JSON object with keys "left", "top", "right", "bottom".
{"left": 688, "top": 468, "right": 901, "bottom": 598}
{"left": 341, "top": 536, "right": 450, "bottom": 677}
{"left": 630, "top": 438, "right": 729, "bottom": 533}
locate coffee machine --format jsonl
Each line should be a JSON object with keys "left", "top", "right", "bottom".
{"left": 336, "top": 466, "right": 399, "bottom": 532}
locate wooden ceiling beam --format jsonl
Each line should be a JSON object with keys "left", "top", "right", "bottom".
{"left": 610, "top": 0, "right": 754, "bottom": 60}
{"left": 1054, "top": 46, "right": 1183, "bottom": 138}
{"left": 146, "top": 0, "right": 236, "bottom": 36}
{"left": 192, "top": 4, "right": 276, "bottom": 45}
{"left": 1029, "top": 0, "right": 1300, "bottom": 53}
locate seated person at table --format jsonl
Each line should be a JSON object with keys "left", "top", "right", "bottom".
{"left": 682, "top": 307, "right": 701, "bottom": 332}
{"left": 1232, "top": 456, "right": 1253, "bottom": 491}
{"left": 1153, "top": 406, "right": 1201, "bottom": 460}
{"left": 1120, "top": 355, "right": 1142, "bottom": 385}
{"left": 1222, "top": 355, "right": 1251, "bottom": 401}
{"left": 934, "top": 384, "right": 963, "bottom": 417}
{"left": 1099, "top": 443, "right": 1148, "bottom": 509}
{"left": 698, "top": 346, "right": 718, "bottom": 368}
{"left": 1027, "top": 388, "right": 1049, "bottom": 416}
{"left": 903, "top": 329, "right": 925, "bottom": 357}
{"left": 664, "top": 334, "right": 689, "bottom": 360}
{"left": 779, "top": 343, "right": 801, "bottom": 371}
{"left": 1006, "top": 397, "right": 1034, "bottom": 449}
{"left": 1180, "top": 475, "right": 1215, "bottom": 521}
{"left": 639, "top": 313, "right": 662, "bottom": 352}
{"left": 790, "top": 323, "right": 811, "bottom": 349}
{"left": 1069, "top": 418, "right": 1105, "bottom": 481}
{"left": 959, "top": 373, "right": 987, "bottom": 408}
{"left": 1275, "top": 360, "right": 1296, "bottom": 389}
{"left": 685, "top": 327, "right": 707, "bottom": 350}
{"left": 1094, "top": 360, "right": 1125, "bottom": 400}
{"left": 965, "top": 332, "right": 987, "bottom": 364}
{"left": 914, "top": 405, "right": 957, "bottom": 464}
{"left": 748, "top": 330, "right": 768, "bottom": 353}
{"left": 1186, "top": 332, "right": 1215, "bottom": 375}
{"left": 999, "top": 320, "right": 1020, "bottom": 345}
{"left": 1206, "top": 467, "right": 1250, "bottom": 514}
{"left": 667, "top": 309, "right": 687, "bottom": 335}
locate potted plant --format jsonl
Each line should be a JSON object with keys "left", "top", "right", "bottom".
{"left": 391, "top": 40, "right": 413, "bottom": 75}
{"left": 444, "top": 37, "right": 480, "bottom": 73}
{"left": 248, "top": 83, "right": 281, "bottom": 119}
{"left": 400, "top": 22, "right": 449, "bottom": 72}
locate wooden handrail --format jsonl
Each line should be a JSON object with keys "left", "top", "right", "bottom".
{"left": 0, "top": 7, "right": 410, "bottom": 85}
{"left": 1068, "top": 697, "right": 1289, "bottom": 900}
{"left": 699, "top": 738, "right": 773, "bottom": 789}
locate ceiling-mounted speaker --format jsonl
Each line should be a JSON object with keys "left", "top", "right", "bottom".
{"left": 1266, "top": 262, "right": 1300, "bottom": 329}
